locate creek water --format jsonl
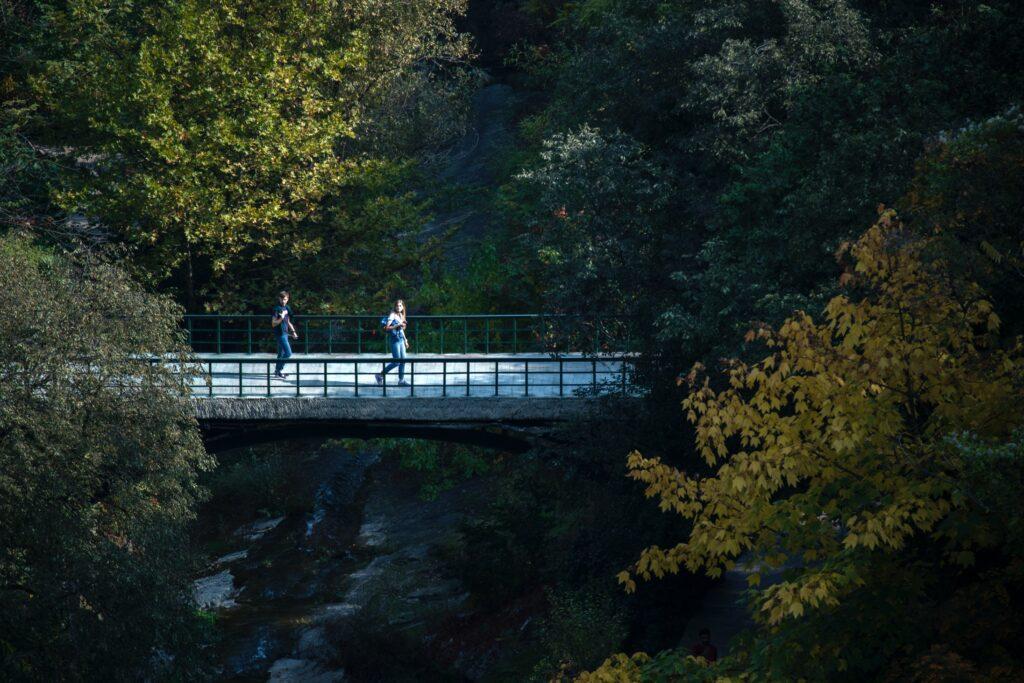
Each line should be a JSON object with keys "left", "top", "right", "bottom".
{"left": 192, "top": 442, "right": 501, "bottom": 681}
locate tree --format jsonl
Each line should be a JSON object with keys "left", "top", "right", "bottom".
{"left": 513, "top": 0, "right": 1024, "bottom": 369}
{"left": 600, "top": 212, "right": 1024, "bottom": 679}
{"left": 517, "top": 125, "right": 677, "bottom": 350}
{"left": 0, "top": 236, "right": 213, "bottom": 680}
{"left": 903, "top": 108, "right": 1024, "bottom": 336}
{"left": 1, "top": 2, "right": 64, "bottom": 240}
{"left": 33, "top": 0, "right": 472, "bottom": 307}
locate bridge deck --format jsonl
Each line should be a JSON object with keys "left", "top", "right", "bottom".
{"left": 192, "top": 353, "right": 633, "bottom": 399}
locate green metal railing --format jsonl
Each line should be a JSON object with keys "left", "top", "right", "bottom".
{"left": 183, "top": 314, "right": 633, "bottom": 355}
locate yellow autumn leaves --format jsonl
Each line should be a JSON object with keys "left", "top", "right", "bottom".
{"left": 616, "top": 209, "right": 1024, "bottom": 630}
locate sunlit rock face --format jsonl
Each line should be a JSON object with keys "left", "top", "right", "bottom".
{"left": 194, "top": 569, "right": 240, "bottom": 610}
{"left": 268, "top": 657, "right": 344, "bottom": 683}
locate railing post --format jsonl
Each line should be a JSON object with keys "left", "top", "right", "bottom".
{"left": 324, "top": 361, "right": 328, "bottom": 397}
{"left": 559, "top": 358, "right": 564, "bottom": 397}
{"left": 267, "top": 362, "right": 271, "bottom": 397}
{"left": 621, "top": 360, "right": 627, "bottom": 395}
{"left": 208, "top": 362, "right": 213, "bottom": 397}
{"left": 354, "top": 361, "right": 359, "bottom": 397}
{"left": 494, "top": 360, "right": 499, "bottom": 396}
{"left": 238, "top": 361, "right": 243, "bottom": 397}
{"left": 410, "top": 360, "right": 415, "bottom": 397}
{"left": 524, "top": 360, "right": 529, "bottom": 397}
{"left": 592, "top": 360, "right": 597, "bottom": 391}
{"left": 442, "top": 360, "right": 447, "bottom": 397}
{"left": 296, "top": 362, "right": 301, "bottom": 397}
{"left": 466, "top": 361, "right": 470, "bottom": 396}
{"left": 382, "top": 364, "right": 387, "bottom": 397}
{"left": 247, "top": 317, "right": 252, "bottom": 355}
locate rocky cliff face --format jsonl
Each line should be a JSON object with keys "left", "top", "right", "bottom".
{"left": 422, "top": 81, "right": 520, "bottom": 268}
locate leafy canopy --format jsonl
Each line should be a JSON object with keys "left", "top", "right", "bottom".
{"left": 514, "top": 0, "right": 1024, "bottom": 371}
{"left": 599, "top": 211, "right": 1024, "bottom": 679}
{"left": 0, "top": 235, "right": 213, "bottom": 680}
{"left": 35, "top": 0, "right": 471, "bottom": 306}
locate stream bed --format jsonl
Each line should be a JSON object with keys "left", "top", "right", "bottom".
{"left": 192, "top": 441, "right": 502, "bottom": 681}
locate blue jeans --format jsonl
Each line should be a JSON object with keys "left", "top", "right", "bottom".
{"left": 382, "top": 338, "right": 406, "bottom": 381}
{"left": 275, "top": 334, "right": 292, "bottom": 374}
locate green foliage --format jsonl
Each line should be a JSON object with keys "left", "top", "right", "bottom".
{"left": 31, "top": 0, "right": 473, "bottom": 308}
{"left": 518, "top": 125, "right": 671, "bottom": 313}
{"left": 0, "top": 235, "right": 213, "bottom": 680}
{"left": 534, "top": 584, "right": 629, "bottom": 681}
{"left": 515, "top": 0, "right": 1024, "bottom": 367}
{"left": 952, "top": 431, "right": 1024, "bottom": 550}
{"left": 579, "top": 648, "right": 723, "bottom": 682}
{"left": 194, "top": 608, "right": 217, "bottom": 628}
{"left": 202, "top": 445, "right": 311, "bottom": 517}
{"left": 607, "top": 217, "right": 1024, "bottom": 680}
{"left": 454, "top": 472, "right": 551, "bottom": 607}
{"left": 324, "top": 574, "right": 457, "bottom": 681}
{"left": 448, "top": 434, "right": 696, "bottom": 617}
{"left": 363, "top": 437, "right": 495, "bottom": 500}
{"left": 903, "top": 108, "right": 1024, "bottom": 335}
{"left": 0, "top": 105, "right": 54, "bottom": 232}
{"left": 1, "top": 0, "right": 61, "bottom": 242}
{"left": 415, "top": 237, "right": 539, "bottom": 314}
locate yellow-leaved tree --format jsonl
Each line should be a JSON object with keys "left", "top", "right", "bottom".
{"left": 584, "top": 210, "right": 1024, "bottom": 681}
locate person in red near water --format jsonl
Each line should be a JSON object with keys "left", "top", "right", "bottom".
{"left": 691, "top": 627, "right": 718, "bottom": 663}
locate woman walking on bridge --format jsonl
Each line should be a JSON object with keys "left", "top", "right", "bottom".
{"left": 376, "top": 299, "right": 410, "bottom": 387}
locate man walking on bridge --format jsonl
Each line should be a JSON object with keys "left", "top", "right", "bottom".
{"left": 272, "top": 290, "right": 298, "bottom": 379}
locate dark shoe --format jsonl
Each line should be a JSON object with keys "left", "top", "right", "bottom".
{"left": 398, "top": 380, "right": 410, "bottom": 387}
{"left": 275, "top": 372, "right": 289, "bottom": 379}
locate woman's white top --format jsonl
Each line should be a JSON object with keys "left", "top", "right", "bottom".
{"left": 387, "top": 312, "right": 406, "bottom": 341}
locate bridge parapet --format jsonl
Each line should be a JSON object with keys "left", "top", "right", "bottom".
{"left": 189, "top": 354, "right": 637, "bottom": 399}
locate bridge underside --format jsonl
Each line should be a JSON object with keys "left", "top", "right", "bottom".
{"left": 197, "top": 397, "right": 627, "bottom": 452}
{"left": 200, "top": 420, "right": 553, "bottom": 452}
